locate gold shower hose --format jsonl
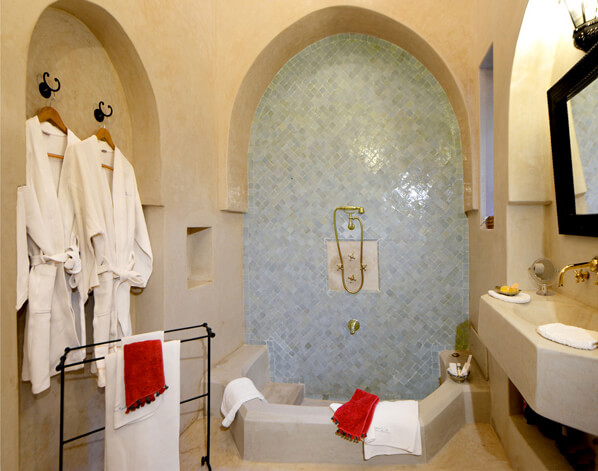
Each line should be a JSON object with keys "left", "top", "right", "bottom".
{"left": 333, "top": 206, "right": 365, "bottom": 294}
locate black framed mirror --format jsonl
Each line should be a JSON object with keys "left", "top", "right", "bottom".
{"left": 547, "top": 43, "right": 598, "bottom": 236}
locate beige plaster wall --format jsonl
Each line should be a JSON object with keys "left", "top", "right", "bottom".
{"left": 466, "top": 0, "right": 597, "bottom": 329}
{"left": 507, "top": 0, "right": 598, "bottom": 309}
{"left": 1, "top": 0, "right": 228, "bottom": 468}
{"left": 475, "top": 0, "right": 598, "bottom": 466}
{"left": 468, "top": 0, "right": 529, "bottom": 329}
{"left": 6, "top": 0, "right": 574, "bottom": 469}
{"left": 19, "top": 9, "right": 134, "bottom": 469}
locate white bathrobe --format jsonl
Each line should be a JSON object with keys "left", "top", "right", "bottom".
{"left": 16, "top": 117, "right": 85, "bottom": 394}
{"left": 62, "top": 136, "right": 152, "bottom": 385}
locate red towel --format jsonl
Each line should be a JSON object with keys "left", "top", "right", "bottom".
{"left": 332, "top": 388, "right": 379, "bottom": 442}
{"left": 124, "top": 339, "right": 168, "bottom": 414}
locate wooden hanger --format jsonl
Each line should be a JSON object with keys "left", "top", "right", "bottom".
{"left": 37, "top": 106, "right": 68, "bottom": 160}
{"left": 96, "top": 127, "right": 115, "bottom": 150}
{"left": 95, "top": 127, "right": 115, "bottom": 171}
{"left": 37, "top": 106, "right": 67, "bottom": 135}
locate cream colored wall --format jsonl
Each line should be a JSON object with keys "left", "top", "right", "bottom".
{"left": 0, "top": 3, "right": 3, "bottom": 465}
{"left": 507, "top": 0, "right": 598, "bottom": 309}
{"left": 18, "top": 10, "right": 134, "bottom": 469}
{"left": 1, "top": 0, "right": 228, "bottom": 468}
{"left": 8, "top": 0, "right": 582, "bottom": 468}
{"left": 0, "top": 1, "right": 477, "bottom": 468}
{"left": 474, "top": 0, "right": 598, "bottom": 466}
{"left": 468, "top": 0, "right": 529, "bottom": 330}
{"left": 466, "top": 0, "right": 596, "bottom": 330}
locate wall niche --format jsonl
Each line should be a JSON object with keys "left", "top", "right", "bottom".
{"left": 187, "top": 227, "right": 214, "bottom": 288}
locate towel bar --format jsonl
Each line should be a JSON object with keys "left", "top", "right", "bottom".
{"left": 55, "top": 322, "right": 215, "bottom": 471}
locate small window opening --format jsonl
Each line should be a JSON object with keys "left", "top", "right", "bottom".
{"left": 480, "top": 45, "right": 494, "bottom": 230}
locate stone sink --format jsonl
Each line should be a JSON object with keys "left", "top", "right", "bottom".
{"left": 479, "top": 291, "right": 598, "bottom": 435}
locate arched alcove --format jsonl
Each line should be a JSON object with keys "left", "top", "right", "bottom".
{"left": 27, "top": 8, "right": 134, "bottom": 155}
{"left": 222, "top": 5, "right": 473, "bottom": 213}
{"left": 49, "top": 0, "right": 162, "bottom": 206}
{"left": 20, "top": 3, "right": 163, "bottom": 468}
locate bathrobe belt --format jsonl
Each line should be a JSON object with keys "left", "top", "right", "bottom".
{"left": 98, "top": 253, "right": 145, "bottom": 288}
{"left": 97, "top": 253, "right": 145, "bottom": 346}
{"left": 30, "top": 244, "right": 82, "bottom": 277}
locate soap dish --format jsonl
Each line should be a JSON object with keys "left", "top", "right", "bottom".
{"left": 447, "top": 370, "right": 469, "bottom": 383}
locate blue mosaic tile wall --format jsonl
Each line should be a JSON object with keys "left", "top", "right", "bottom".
{"left": 244, "top": 34, "right": 468, "bottom": 401}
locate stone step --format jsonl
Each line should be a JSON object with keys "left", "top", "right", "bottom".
{"left": 261, "top": 381, "right": 304, "bottom": 405}
{"left": 210, "top": 345, "right": 270, "bottom": 415}
{"left": 300, "top": 397, "right": 334, "bottom": 407}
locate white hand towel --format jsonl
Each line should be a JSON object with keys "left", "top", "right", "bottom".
{"left": 488, "top": 290, "right": 531, "bottom": 304}
{"left": 537, "top": 323, "right": 598, "bottom": 350}
{"left": 221, "top": 377, "right": 266, "bottom": 427}
{"left": 105, "top": 339, "right": 180, "bottom": 471}
{"left": 363, "top": 400, "right": 421, "bottom": 460}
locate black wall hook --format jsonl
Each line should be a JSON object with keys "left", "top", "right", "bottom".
{"left": 39, "top": 72, "right": 61, "bottom": 99}
{"left": 94, "top": 101, "right": 113, "bottom": 123}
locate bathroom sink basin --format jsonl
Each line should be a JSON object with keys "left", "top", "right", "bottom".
{"left": 479, "top": 291, "right": 598, "bottom": 435}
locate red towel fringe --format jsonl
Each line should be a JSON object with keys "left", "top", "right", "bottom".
{"left": 125, "top": 385, "right": 169, "bottom": 414}
{"left": 331, "top": 388, "right": 379, "bottom": 443}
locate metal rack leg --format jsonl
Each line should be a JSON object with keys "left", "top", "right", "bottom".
{"left": 201, "top": 327, "right": 213, "bottom": 470}
{"left": 59, "top": 364, "right": 65, "bottom": 471}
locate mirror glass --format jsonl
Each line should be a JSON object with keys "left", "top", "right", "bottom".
{"left": 568, "top": 78, "right": 598, "bottom": 214}
{"left": 547, "top": 44, "right": 598, "bottom": 236}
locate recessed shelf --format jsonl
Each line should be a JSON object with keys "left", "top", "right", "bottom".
{"left": 326, "top": 240, "right": 379, "bottom": 292}
{"left": 187, "top": 227, "right": 213, "bottom": 289}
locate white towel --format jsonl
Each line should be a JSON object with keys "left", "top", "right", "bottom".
{"left": 488, "top": 289, "right": 531, "bottom": 304}
{"left": 104, "top": 340, "right": 180, "bottom": 471}
{"left": 221, "top": 377, "right": 266, "bottom": 427}
{"left": 363, "top": 400, "right": 421, "bottom": 459}
{"left": 537, "top": 323, "right": 598, "bottom": 350}
{"left": 329, "top": 401, "right": 421, "bottom": 459}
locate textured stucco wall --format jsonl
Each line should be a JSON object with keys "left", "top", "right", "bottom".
{"left": 0, "top": 2, "right": 476, "bottom": 467}
{"left": 8, "top": 0, "right": 580, "bottom": 468}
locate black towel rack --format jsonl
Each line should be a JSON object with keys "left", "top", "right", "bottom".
{"left": 55, "top": 323, "right": 215, "bottom": 471}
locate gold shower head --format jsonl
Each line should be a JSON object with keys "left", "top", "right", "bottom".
{"left": 338, "top": 206, "right": 364, "bottom": 214}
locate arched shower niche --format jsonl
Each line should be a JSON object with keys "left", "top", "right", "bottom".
{"left": 243, "top": 31, "right": 469, "bottom": 401}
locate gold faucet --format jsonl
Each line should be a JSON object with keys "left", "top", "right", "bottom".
{"left": 558, "top": 256, "right": 598, "bottom": 286}
{"left": 348, "top": 319, "right": 360, "bottom": 335}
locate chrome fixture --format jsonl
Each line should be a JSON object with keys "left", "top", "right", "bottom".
{"left": 333, "top": 206, "right": 366, "bottom": 294}
{"left": 557, "top": 256, "right": 598, "bottom": 286}
{"left": 564, "top": 0, "right": 598, "bottom": 52}
{"left": 348, "top": 319, "right": 360, "bottom": 335}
